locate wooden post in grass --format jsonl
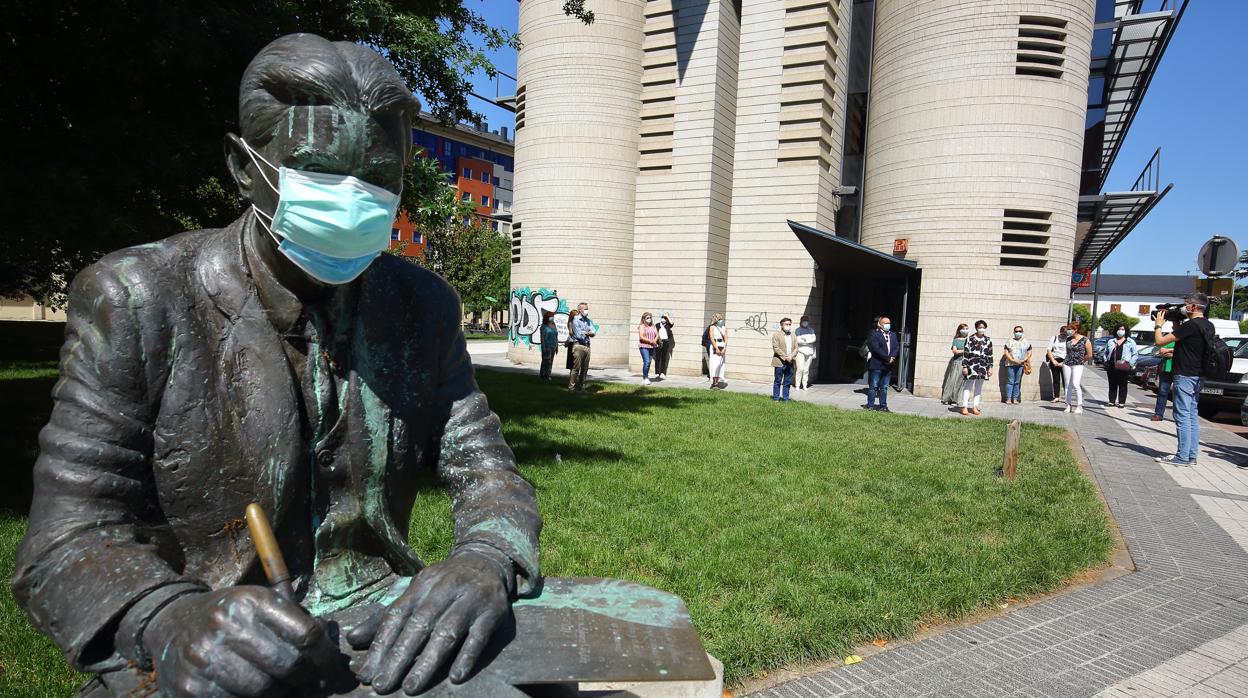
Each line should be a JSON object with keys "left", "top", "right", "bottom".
{"left": 1003, "top": 419, "right": 1020, "bottom": 481}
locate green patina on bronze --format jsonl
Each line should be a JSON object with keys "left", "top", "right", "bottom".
{"left": 514, "top": 579, "right": 686, "bottom": 629}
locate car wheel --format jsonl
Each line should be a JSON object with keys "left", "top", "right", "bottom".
{"left": 1198, "top": 402, "right": 1219, "bottom": 419}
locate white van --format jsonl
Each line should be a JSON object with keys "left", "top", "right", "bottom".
{"left": 1209, "top": 318, "right": 1242, "bottom": 338}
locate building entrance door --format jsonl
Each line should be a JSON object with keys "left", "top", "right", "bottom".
{"left": 789, "top": 221, "right": 919, "bottom": 388}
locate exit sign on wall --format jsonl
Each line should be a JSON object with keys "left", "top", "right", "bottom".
{"left": 893, "top": 238, "right": 908, "bottom": 254}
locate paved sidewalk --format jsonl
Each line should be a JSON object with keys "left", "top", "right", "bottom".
{"left": 473, "top": 351, "right": 1248, "bottom": 696}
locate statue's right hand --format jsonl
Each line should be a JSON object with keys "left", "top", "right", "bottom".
{"left": 143, "top": 586, "right": 339, "bottom": 697}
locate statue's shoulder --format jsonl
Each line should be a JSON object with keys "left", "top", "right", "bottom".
{"left": 367, "top": 254, "right": 460, "bottom": 305}
{"left": 81, "top": 228, "right": 222, "bottom": 287}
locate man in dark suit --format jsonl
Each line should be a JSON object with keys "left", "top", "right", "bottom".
{"left": 865, "top": 315, "right": 900, "bottom": 412}
{"left": 12, "top": 34, "right": 540, "bottom": 698}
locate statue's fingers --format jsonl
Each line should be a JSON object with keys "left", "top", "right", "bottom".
{"left": 370, "top": 600, "right": 446, "bottom": 695}
{"left": 357, "top": 601, "right": 413, "bottom": 686}
{"left": 202, "top": 648, "right": 277, "bottom": 697}
{"left": 346, "top": 604, "right": 385, "bottom": 649}
{"left": 402, "top": 600, "right": 475, "bottom": 695}
{"left": 448, "top": 606, "right": 504, "bottom": 684}
{"left": 227, "top": 622, "right": 303, "bottom": 683}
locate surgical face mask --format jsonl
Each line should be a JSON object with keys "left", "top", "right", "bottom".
{"left": 800, "top": 321, "right": 809, "bottom": 328}
{"left": 882, "top": 323, "right": 891, "bottom": 331}
{"left": 243, "top": 139, "right": 399, "bottom": 284}
{"left": 716, "top": 320, "right": 725, "bottom": 328}
{"left": 1116, "top": 329, "right": 1126, "bottom": 337}
{"left": 1014, "top": 331, "right": 1023, "bottom": 339}
{"left": 1181, "top": 305, "right": 1191, "bottom": 317}
{"left": 959, "top": 329, "right": 968, "bottom": 336}
{"left": 1066, "top": 330, "right": 1075, "bottom": 338}
{"left": 782, "top": 325, "right": 791, "bottom": 333}
{"left": 976, "top": 327, "right": 986, "bottom": 335}
{"left": 644, "top": 317, "right": 652, "bottom": 324}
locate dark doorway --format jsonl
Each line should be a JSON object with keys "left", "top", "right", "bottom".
{"left": 789, "top": 221, "right": 919, "bottom": 389}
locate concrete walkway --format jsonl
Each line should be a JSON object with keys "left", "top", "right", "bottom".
{"left": 471, "top": 349, "right": 1248, "bottom": 697}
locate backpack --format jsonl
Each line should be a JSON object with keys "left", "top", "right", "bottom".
{"left": 1202, "top": 322, "right": 1233, "bottom": 378}
{"left": 858, "top": 340, "right": 870, "bottom": 359}
{"left": 701, "top": 325, "right": 712, "bottom": 349}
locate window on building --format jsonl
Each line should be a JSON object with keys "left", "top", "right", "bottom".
{"left": 1138, "top": 304, "right": 1150, "bottom": 316}
{"left": 459, "top": 144, "right": 466, "bottom": 156}
{"left": 481, "top": 170, "right": 489, "bottom": 183}
{"left": 491, "top": 221, "right": 499, "bottom": 231}
{"left": 493, "top": 199, "right": 499, "bottom": 210}
{"left": 481, "top": 195, "right": 489, "bottom": 207}
{"left": 1110, "top": 304, "right": 1122, "bottom": 313}
{"left": 461, "top": 192, "right": 471, "bottom": 201}
{"left": 412, "top": 232, "right": 423, "bottom": 245}
{"left": 391, "top": 228, "right": 400, "bottom": 241}
{"left": 443, "top": 141, "right": 451, "bottom": 156}
{"left": 462, "top": 167, "right": 471, "bottom": 179}
{"left": 492, "top": 177, "right": 500, "bottom": 187}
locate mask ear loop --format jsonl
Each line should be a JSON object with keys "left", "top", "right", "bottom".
{"left": 238, "top": 138, "right": 285, "bottom": 246}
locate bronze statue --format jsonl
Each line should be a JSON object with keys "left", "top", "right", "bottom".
{"left": 12, "top": 34, "right": 541, "bottom": 696}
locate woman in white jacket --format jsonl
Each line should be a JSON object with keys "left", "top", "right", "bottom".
{"left": 794, "top": 315, "right": 817, "bottom": 390}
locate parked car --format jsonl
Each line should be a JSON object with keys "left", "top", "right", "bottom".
{"left": 1242, "top": 394, "right": 1248, "bottom": 427}
{"left": 1140, "top": 364, "right": 1160, "bottom": 392}
{"left": 1093, "top": 336, "right": 1112, "bottom": 365}
{"left": 1129, "top": 344, "right": 1162, "bottom": 384}
{"left": 1198, "top": 340, "right": 1248, "bottom": 419}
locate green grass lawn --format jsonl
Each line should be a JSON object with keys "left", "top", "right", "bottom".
{"left": 0, "top": 368, "right": 1112, "bottom": 694}
{"left": 464, "top": 334, "right": 509, "bottom": 341}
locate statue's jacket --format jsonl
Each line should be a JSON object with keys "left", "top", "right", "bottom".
{"left": 11, "top": 215, "right": 541, "bottom": 673}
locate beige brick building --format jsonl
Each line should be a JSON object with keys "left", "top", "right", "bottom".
{"left": 507, "top": 0, "right": 1180, "bottom": 400}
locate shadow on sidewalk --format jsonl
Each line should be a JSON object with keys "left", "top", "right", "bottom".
{"left": 1094, "top": 436, "right": 1166, "bottom": 460}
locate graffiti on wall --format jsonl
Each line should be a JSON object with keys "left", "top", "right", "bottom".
{"left": 738, "top": 312, "right": 770, "bottom": 335}
{"left": 509, "top": 287, "right": 569, "bottom": 346}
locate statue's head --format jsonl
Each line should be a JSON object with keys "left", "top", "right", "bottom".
{"left": 225, "top": 34, "right": 420, "bottom": 286}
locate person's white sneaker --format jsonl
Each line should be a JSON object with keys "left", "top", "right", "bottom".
{"left": 1063, "top": 404, "right": 1071, "bottom": 413}
{"left": 1074, "top": 405, "right": 1083, "bottom": 414}
{"left": 643, "top": 378, "right": 651, "bottom": 386}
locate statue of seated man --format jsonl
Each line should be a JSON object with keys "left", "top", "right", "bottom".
{"left": 12, "top": 33, "right": 541, "bottom": 697}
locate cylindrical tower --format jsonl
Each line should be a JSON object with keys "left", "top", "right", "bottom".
{"left": 860, "top": 0, "right": 1095, "bottom": 399}
{"left": 508, "top": 0, "right": 645, "bottom": 366}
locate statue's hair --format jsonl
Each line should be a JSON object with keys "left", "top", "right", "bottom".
{"left": 239, "top": 33, "right": 419, "bottom": 154}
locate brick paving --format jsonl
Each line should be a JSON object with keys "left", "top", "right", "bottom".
{"left": 469, "top": 347, "right": 1248, "bottom": 696}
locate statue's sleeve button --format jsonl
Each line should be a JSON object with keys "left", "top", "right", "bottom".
{"left": 316, "top": 449, "right": 335, "bottom": 468}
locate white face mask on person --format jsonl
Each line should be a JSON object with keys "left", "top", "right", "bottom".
{"left": 976, "top": 327, "right": 986, "bottom": 335}
{"left": 1116, "top": 329, "right": 1126, "bottom": 337}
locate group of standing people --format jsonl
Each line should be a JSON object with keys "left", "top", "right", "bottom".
{"left": 635, "top": 312, "right": 676, "bottom": 385}
{"left": 769, "top": 317, "right": 818, "bottom": 400}
{"left": 939, "top": 320, "right": 1017, "bottom": 415}
{"left": 537, "top": 302, "right": 597, "bottom": 392}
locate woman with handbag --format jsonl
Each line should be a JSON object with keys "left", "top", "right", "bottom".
{"left": 1062, "top": 321, "right": 1093, "bottom": 414}
{"left": 1003, "top": 325, "right": 1033, "bottom": 404}
{"left": 1104, "top": 323, "right": 1138, "bottom": 408}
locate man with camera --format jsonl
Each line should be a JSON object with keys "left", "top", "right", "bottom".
{"left": 1152, "top": 293, "right": 1212, "bottom": 466}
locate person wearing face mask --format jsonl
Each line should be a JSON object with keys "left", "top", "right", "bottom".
{"left": 1153, "top": 293, "right": 1213, "bottom": 466}
{"left": 706, "top": 313, "right": 728, "bottom": 389}
{"left": 1003, "top": 326, "right": 1033, "bottom": 405}
{"left": 865, "top": 316, "right": 900, "bottom": 412}
{"left": 637, "top": 312, "right": 659, "bottom": 385}
{"left": 539, "top": 311, "right": 559, "bottom": 381}
{"left": 1062, "top": 321, "right": 1093, "bottom": 414}
{"left": 941, "top": 323, "right": 969, "bottom": 405}
{"left": 771, "top": 318, "right": 798, "bottom": 401}
{"left": 654, "top": 313, "right": 675, "bottom": 379}
{"left": 1045, "top": 325, "right": 1068, "bottom": 402}
{"left": 794, "top": 316, "right": 817, "bottom": 390}
{"left": 12, "top": 35, "right": 541, "bottom": 698}
{"left": 1104, "top": 323, "right": 1138, "bottom": 408}
{"left": 568, "top": 302, "right": 596, "bottom": 392}
{"left": 960, "top": 320, "right": 993, "bottom": 415}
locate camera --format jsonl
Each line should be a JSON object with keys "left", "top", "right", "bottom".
{"left": 1152, "top": 303, "right": 1184, "bottom": 324}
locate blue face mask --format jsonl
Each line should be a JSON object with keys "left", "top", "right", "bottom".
{"left": 243, "top": 139, "right": 400, "bottom": 284}
{"left": 882, "top": 323, "right": 891, "bottom": 331}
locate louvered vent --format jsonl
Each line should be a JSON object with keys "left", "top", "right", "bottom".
{"left": 1016, "top": 16, "right": 1067, "bottom": 79}
{"left": 515, "top": 84, "right": 526, "bottom": 130}
{"left": 1000, "top": 209, "right": 1051, "bottom": 268}
{"left": 778, "top": 0, "right": 840, "bottom": 167}
{"left": 511, "top": 222, "right": 522, "bottom": 264}
{"left": 639, "top": 0, "right": 677, "bottom": 172}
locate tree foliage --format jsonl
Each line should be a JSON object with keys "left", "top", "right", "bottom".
{"left": 1096, "top": 311, "right": 1139, "bottom": 335}
{"left": 0, "top": 0, "right": 519, "bottom": 305}
{"left": 1070, "top": 304, "right": 1095, "bottom": 330}
{"left": 388, "top": 156, "right": 510, "bottom": 313}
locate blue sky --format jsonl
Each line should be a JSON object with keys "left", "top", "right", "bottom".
{"left": 447, "top": 1, "right": 1241, "bottom": 276}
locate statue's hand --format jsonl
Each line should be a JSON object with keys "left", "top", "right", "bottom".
{"left": 349, "top": 552, "right": 509, "bottom": 695}
{"left": 143, "top": 586, "right": 339, "bottom": 697}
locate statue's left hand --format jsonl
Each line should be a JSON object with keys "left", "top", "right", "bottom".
{"left": 348, "top": 553, "right": 509, "bottom": 695}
